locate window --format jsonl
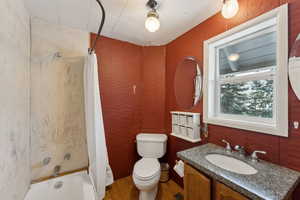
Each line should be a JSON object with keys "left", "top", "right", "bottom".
{"left": 203, "top": 5, "right": 288, "bottom": 137}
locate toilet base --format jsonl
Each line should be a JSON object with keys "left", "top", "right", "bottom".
{"left": 139, "top": 185, "right": 158, "bottom": 200}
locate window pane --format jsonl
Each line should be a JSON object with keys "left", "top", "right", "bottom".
{"left": 218, "top": 30, "right": 277, "bottom": 75}
{"left": 220, "top": 80, "right": 274, "bottom": 118}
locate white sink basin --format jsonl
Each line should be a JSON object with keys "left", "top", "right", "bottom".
{"left": 205, "top": 154, "right": 258, "bottom": 175}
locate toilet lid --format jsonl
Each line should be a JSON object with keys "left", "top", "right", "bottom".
{"left": 133, "top": 158, "right": 160, "bottom": 180}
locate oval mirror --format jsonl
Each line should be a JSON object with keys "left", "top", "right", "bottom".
{"left": 174, "top": 57, "right": 202, "bottom": 109}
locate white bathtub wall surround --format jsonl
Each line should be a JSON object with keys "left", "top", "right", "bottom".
{"left": 84, "top": 53, "right": 114, "bottom": 199}
{"left": 30, "top": 17, "right": 90, "bottom": 180}
{"left": 24, "top": 171, "right": 95, "bottom": 200}
{"left": 0, "top": 0, "right": 31, "bottom": 199}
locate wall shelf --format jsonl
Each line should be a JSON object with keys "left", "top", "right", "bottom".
{"left": 170, "top": 111, "right": 201, "bottom": 142}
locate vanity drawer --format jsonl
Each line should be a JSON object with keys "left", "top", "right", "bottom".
{"left": 215, "top": 182, "right": 249, "bottom": 200}
{"left": 184, "top": 163, "right": 211, "bottom": 200}
{"left": 184, "top": 163, "right": 250, "bottom": 200}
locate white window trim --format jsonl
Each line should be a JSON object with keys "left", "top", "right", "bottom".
{"left": 203, "top": 4, "right": 289, "bottom": 137}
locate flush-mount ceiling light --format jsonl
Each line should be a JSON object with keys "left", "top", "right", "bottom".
{"left": 145, "top": 11, "right": 160, "bottom": 32}
{"left": 222, "top": 0, "right": 239, "bottom": 19}
{"left": 145, "top": 0, "right": 160, "bottom": 33}
{"left": 228, "top": 53, "right": 240, "bottom": 62}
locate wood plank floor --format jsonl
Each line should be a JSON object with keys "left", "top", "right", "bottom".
{"left": 104, "top": 176, "right": 183, "bottom": 200}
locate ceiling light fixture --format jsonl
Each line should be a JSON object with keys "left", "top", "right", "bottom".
{"left": 221, "top": 0, "right": 239, "bottom": 19}
{"left": 145, "top": 0, "right": 160, "bottom": 33}
{"left": 228, "top": 53, "right": 240, "bottom": 62}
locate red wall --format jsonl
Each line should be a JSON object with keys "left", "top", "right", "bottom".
{"left": 91, "top": 35, "right": 166, "bottom": 179}
{"left": 165, "top": 0, "right": 300, "bottom": 197}
{"left": 91, "top": 0, "right": 300, "bottom": 197}
{"left": 92, "top": 36, "right": 142, "bottom": 179}
{"left": 141, "top": 47, "right": 166, "bottom": 133}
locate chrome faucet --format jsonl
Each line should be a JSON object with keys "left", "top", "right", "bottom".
{"left": 234, "top": 145, "right": 246, "bottom": 157}
{"left": 222, "top": 139, "right": 232, "bottom": 153}
{"left": 250, "top": 150, "right": 266, "bottom": 162}
{"left": 53, "top": 165, "right": 61, "bottom": 177}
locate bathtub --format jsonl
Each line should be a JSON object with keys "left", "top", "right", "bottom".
{"left": 24, "top": 171, "right": 95, "bottom": 200}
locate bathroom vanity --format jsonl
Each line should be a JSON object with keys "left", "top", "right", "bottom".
{"left": 177, "top": 144, "right": 300, "bottom": 200}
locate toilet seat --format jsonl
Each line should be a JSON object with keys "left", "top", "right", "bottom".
{"left": 133, "top": 158, "right": 160, "bottom": 181}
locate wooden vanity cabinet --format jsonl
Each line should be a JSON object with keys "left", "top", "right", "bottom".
{"left": 215, "top": 182, "right": 249, "bottom": 200}
{"left": 184, "top": 163, "right": 249, "bottom": 200}
{"left": 184, "top": 163, "right": 211, "bottom": 200}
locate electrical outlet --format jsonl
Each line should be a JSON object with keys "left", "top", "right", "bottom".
{"left": 293, "top": 121, "right": 299, "bottom": 129}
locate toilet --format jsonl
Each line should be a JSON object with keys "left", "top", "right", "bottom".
{"left": 133, "top": 133, "right": 168, "bottom": 200}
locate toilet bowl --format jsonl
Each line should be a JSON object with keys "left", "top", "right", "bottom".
{"left": 133, "top": 158, "right": 161, "bottom": 200}
{"left": 132, "top": 134, "right": 167, "bottom": 200}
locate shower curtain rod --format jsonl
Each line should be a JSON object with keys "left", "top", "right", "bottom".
{"left": 89, "top": 0, "right": 106, "bottom": 54}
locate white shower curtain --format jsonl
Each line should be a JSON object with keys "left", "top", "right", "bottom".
{"left": 84, "top": 52, "right": 114, "bottom": 200}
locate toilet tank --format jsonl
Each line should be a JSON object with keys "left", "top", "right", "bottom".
{"left": 136, "top": 134, "right": 167, "bottom": 158}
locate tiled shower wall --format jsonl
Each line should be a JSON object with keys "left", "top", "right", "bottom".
{"left": 0, "top": 0, "right": 31, "bottom": 199}
{"left": 30, "top": 18, "right": 89, "bottom": 180}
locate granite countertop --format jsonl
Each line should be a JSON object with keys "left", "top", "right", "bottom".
{"left": 177, "top": 143, "right": 300, "bottom": 200}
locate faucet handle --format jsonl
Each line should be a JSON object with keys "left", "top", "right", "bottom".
{"left": 222, "top": 139, "right": 232, "bottom": 153}
{"left": 251, "top": 150, "right": 266, "bottom": 162}
{"left": 234, "top": 145, "right": 244, "bottom": 150}
{"left": 234, "top": 145, "right": 246, "bottom": 157}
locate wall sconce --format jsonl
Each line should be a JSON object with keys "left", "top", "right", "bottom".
{"left": 145, "top": 0, "right": 160, "bottom": 32}
{"left": 222, "top": 0, "right": 239, "bottom": 19}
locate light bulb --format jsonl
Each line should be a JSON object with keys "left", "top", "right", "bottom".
{"left": 222, "top": 0, "right": 239, "bottom": 19}
{"left": 145, "top": 11, "right": 160, "bottom": 32}
{"left": 228, "top": 53, "right": 240, "bottom": 62}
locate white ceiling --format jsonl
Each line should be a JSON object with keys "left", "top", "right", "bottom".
{"left": 24, "top": 0, "right": 223, "bottom": 46}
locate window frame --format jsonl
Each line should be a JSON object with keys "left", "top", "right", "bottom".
{"left": 203, "top": 4, "right": 288, "bottom": 137}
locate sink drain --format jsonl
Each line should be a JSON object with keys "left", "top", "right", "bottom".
{"left": 54, "top": 181, "right": 63, "bottom": 189}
